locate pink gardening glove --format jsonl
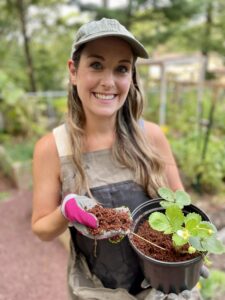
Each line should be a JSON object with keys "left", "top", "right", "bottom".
{"left": 61, "top": 194, "right": 98, "bottom": 228}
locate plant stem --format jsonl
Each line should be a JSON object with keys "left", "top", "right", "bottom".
{"left": 131, "top": 232, "right": 167, "bottom": 251}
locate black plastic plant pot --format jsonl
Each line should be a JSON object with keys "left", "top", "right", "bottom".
{"left": 128, "top": 199, "right": 210, "bottom": 294}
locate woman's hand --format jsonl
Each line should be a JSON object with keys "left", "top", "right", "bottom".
{"left": 61, "top": 194, "right": 98, "bottom": 228}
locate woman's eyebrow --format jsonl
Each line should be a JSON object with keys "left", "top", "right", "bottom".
{"left": 119, "top": 59, "right": 132, "bottom": 64}
{"left": 87, "top": 54, "right": 104, "bottom": 60}
{"left": 87, "top": 54, "right": 132, "bottom": 64}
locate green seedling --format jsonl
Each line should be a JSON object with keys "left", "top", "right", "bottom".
{"left": 148, "top": 187, "right": 225, "bottom": 256}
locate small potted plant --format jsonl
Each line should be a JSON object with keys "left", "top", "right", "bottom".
{"left": 128, "top": 187, "right": 225, "bottom": 294}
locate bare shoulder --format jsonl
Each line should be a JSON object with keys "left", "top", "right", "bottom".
{"left": 33, "top": 132, "right": 60, "bottom": 175}
{"left": 33, "top": 132, "right": 58, "bottom": 160}
{"left": 142, "top": 120, "right": 166, "bottom": 146}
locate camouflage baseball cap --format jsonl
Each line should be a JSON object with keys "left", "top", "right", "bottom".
{"left": 71, "top": 18, "right": 148, "bottom": 58}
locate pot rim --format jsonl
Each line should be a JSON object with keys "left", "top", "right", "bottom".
{"left": 131, "top": 197, "right": 162, "bottom": 218}
{"left": 131, "top": 198, "right": 210, "bottom": 221}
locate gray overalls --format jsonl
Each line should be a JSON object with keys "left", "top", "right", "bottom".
{"left": 53, "top": 124, "right": 154, "bottom": 300}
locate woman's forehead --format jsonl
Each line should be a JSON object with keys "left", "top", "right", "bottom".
{"left": 82, "top": 36, "right": 134, "bottom": 60}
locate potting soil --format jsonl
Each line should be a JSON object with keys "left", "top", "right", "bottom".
{"left": 132, "top": 220, "right": 199, "bottom": 262}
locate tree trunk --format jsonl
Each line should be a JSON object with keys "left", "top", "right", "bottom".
{"left": 16, "top": 0, "right": 36, "bottom": 92}
{"left": 125, "top": 0, "right": 133, "bottom": 29}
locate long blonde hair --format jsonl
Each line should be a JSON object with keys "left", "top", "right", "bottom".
{"left": 66, "top": 45, "right": 166, "bottom": 197}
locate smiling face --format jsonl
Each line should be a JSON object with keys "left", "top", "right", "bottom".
{"left": 68, "top": 37, "right": 134, "bottom": 122}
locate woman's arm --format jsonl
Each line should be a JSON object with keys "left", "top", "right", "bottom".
{"left": 31, "top": 133, "right": 68, "bottom": 241}
{"left": 144, "top": 121, "right": 184, "bottom": 191}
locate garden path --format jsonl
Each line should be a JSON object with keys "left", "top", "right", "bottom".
{"left": 0, "top": 188, "right": 68, "bottom": 300}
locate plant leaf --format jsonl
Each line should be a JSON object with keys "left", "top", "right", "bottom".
{"left": 172, "top": 233, "right": 187, "bottom": 246}
{"left": 185, "top": 213, "right": 202, "bottom": 235}
{"left": 185, "top": 212, "right": 202, "bottom": 225}
{"left": 164, "top": 226, "right": 173, "bottom": 234}
{"left": 189, "top": 236, "right": 206, "bottom": 251}
{"left": 148, "top": 212, "right": 171, "bottom": 232}
{"left": 202, "top": 221, "right": 217, "bottom": 234}
{"left": 175, "top": 190, "right": 191, "bottom": 208}
{"left": 158, "top": 187, "right": 175, "bottom": 202}
{"left": 197, "top": 222, "right": 217, "bottom": 238}
{"left": 202, "top": 236, "right": 225, "bottom": 254}
{"left": 166, "top": 204, "right": 184, "bottom": 232}
{"left": 160, "top": 200, "right": 175, "bottom": 209}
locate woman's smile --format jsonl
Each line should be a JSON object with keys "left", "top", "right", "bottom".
{"left": 93, "top": 92, "right": 117, "bottom": 101}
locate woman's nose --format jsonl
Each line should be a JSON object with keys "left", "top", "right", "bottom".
{"left": 100, "top": 70, "right": 115, "bottom": 89}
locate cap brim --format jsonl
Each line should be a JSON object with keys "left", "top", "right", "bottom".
{"left": 73, "top": 32, "right": 149, "bottom": 59}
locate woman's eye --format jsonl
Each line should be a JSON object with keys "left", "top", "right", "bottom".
{"left": 90, "top": 62, "right": 102, "bottom": 70}
{"left": 117, "top": 65, "right": 129, "bottom": 73}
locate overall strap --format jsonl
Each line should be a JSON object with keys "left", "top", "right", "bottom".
{"left": 53, "top": 124, "right": 73, "bottom": 157}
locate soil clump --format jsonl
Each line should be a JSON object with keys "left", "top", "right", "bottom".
{"left": 132, "top": 220, "right": 199, "bottom": 262}
{"left": 87, "top": 205, "right": 132, "bottom": 235}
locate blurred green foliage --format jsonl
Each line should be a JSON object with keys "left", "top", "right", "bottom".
{"left": 4, "top": 139, "right": 35, "bottom": 162}
{"left": 171, "top": 133, "right": 225, "bottom": 193}
{"left": 0, "top": 71, "right": 48, "bottom": 138}
{"left": 200, "top": 269, "right": 225, "bottom": 299}
{"left": 143, "top": 82, "right": 225, "bottom": 194}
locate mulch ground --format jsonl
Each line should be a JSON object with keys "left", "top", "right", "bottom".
{"left": 0, "top": 189, "right": 69, "bottom": 300}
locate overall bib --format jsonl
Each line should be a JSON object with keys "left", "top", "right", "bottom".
{"left": 53, "top": 124, "right": 153, "bottom": 300}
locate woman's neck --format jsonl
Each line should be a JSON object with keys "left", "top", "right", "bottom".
{"left": 83, "top": 117, "right": 116, "bottom": 152}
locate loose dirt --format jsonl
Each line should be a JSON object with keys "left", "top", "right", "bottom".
{"left": 132, "top": 220, "right": 199, "bottom": 262}
{"left": 87, "top": 205, "right": 132, "bottom": 235}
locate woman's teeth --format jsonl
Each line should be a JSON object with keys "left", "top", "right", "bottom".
{"left": 94, "top": 93, "right": 115, "bottom": 100}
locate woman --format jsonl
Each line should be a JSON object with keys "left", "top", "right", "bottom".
{"left": 32, "top": 18, "right": 190, "bottom": 300}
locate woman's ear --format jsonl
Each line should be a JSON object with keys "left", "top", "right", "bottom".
{"left": 68, "top": 59, "right": 77, "bottom": 85}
